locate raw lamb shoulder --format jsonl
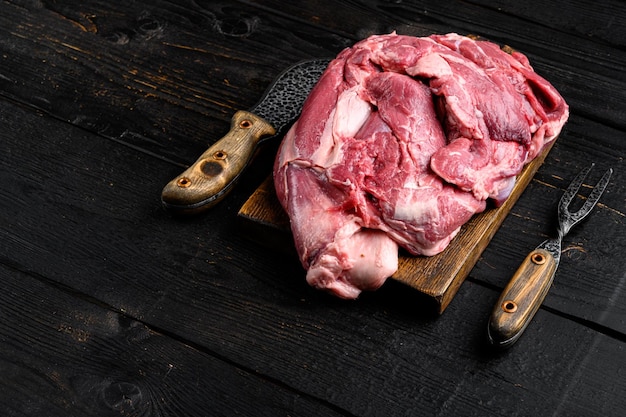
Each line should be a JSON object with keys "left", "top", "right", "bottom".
{"left": 273, "top": 33, "right": 569, "bottom": 299}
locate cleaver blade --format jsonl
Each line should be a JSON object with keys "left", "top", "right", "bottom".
{"left": 161, "top": 58, "right": 331, "bottom": 214}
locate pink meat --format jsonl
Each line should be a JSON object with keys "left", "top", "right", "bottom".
{"left": 274, "top": 33, "right": 568, "bottom": 298}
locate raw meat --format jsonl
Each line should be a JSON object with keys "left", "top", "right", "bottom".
{"left": 273, "top": 33, "right": 569, "bottom": 298}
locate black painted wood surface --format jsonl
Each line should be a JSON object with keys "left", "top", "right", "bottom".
{"left": 0, "top": 1, "right": 624, "bottom": 416}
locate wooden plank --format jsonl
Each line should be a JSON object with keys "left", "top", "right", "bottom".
{"left": 0, "top": 0, "right": 624, "bottom": 168}
{"left": 0, "top": 0, "right": 345, "bottom": 166}
{"left": 459, "top": 0, "right": 626, "bottom": 49}
{"left": 1, "top": 1, "right": 625, "bottom": 415}
{"left": 0, "top": 263, "right": 347, "bottom": 417}
{"left": 4, "top": 247, "right": 625, "bottom": 417}
{"left": 239, "top": 142, "right": 555, "bottom": 313}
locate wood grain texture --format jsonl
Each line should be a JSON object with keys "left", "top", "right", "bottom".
{"left": 1, "top": 0, "right": 625, "bottom": 415}
{"left": 488, "top": 248, "right": 559, "bottom": 347}
{"left": 0, "top": 264, "right": 346, "bottom": 417}
{"left": 0, "top": 0, "right": 344, "bottom": 166}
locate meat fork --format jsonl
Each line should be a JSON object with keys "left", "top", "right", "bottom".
{"left": 487, "top": 164, "right": 613, "bottom": 349}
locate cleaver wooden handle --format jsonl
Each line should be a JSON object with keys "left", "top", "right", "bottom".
{"left": 161, "top": 110, "right": 275, "bottom": 214}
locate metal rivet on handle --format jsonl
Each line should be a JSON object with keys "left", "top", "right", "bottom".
{"left": 213, "top": 151, "right": 227, "bottom": 160}
{"left": 177, "top": 177, "right": 192, "bottom": 188}
{"left": 502, "top": 300, "right": 518, "bottom": 313}
{"left": 531, "top": 252, "right": 546, "bottom": 265}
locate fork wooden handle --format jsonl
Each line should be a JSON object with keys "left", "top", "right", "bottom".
{"left": 487, "top": 248, "right": 558, "bottom": 348}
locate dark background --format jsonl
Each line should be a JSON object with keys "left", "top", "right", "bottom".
{"left": 0, "top": 1, "right": 624, "bottom": 416}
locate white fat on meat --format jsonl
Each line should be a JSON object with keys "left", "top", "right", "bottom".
{"left": 308, "top": 86, "right": 372, "bottom": 168}
{"left": 306, "top": 227, "right": 398, "bottom": 299}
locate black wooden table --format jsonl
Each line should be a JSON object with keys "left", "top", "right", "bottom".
{"left": 1, "top": 1, "right": 624, "bottom": 416}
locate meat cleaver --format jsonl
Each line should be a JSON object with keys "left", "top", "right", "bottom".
{"left": 161, "top": 58, "right": 331, "bottom": 214}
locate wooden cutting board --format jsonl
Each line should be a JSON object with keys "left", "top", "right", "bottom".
{"left": 238, "top": 142, "right": 555, "bottom": 313}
